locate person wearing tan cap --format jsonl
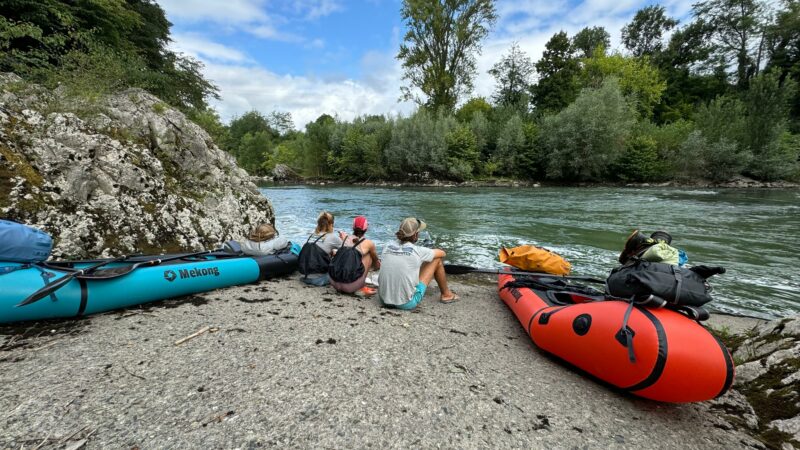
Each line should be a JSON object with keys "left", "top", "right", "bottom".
{"left": 378, "top": 217, "right": 458, "bottom": 309}
{"left": 241, "top": 223, "right": 290, "bottom": 256}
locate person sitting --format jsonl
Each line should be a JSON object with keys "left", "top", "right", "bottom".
{"left": 298, "top": 211, "right": 343, "bottom": 286}
{"left": 378, "top": 217, "right": 458, "bottom": 310}
{"left": 329, "top": 216, "right": 380, "bottom": 296}
{"left": 240, "top": 223, "right": 290, "bottom": 256}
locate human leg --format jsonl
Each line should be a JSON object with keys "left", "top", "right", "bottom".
{"left": 419, "top": 258, "right": 456, "bottom": 302}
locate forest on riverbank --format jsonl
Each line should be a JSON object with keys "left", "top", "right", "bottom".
{"left": 2, "top": 0, "right": 799, "bottom": 183}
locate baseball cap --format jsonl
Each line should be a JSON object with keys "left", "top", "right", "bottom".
{"left": 353, "top": 216, "right": 368, "bottom": 231}
{"left": 249, "top": 223, "right": 276, "bottom": 242}
{"left": 398, "top": 217, "right": 426, "bottom": 237}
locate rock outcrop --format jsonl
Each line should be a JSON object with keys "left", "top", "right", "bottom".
{"left": 711, "top": 316, "right": 800, "bottom": 449}
{"left": 0, "top": 73, "right": 272, "bottom": 258}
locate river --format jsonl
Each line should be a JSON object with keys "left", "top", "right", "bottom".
{"left": 260, "top": 185, "right": 800, "bottom": 319}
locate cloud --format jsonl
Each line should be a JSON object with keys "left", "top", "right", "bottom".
{"left": 171, "top": 33, "right": 250, "bottom": 63}
{"left": 157, "top": 0, "right": 268, "bottom": 25}
{"left": 200, "top": 56, "right": 414, "bottom": 129}
{"left": 295, "top": 0, "right": 344, "bottom": 20}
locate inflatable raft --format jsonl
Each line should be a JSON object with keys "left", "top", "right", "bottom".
{"left": 497, "top": 271, "right": 734, "bottom": 403}
{"left": 0, "top": 251, "right": 298, "bottom": 324}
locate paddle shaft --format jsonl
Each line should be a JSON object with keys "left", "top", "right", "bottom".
{"left": 18, "top": 254, "right": 131, "bottom": 306}
{"left": 444, "top": 264, "right": 605, "bottom": 284}
{"left": 18, "top": 250, "right": 219, "bottom": 306}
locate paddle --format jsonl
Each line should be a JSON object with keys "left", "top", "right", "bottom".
{"left": 17, "top": 249, "right": 218, "bottom": 307}
{"left": 443, "top": 264, "right": 606, "bottom": 284}
{"left": 17, "top": 254, "right": 132, "bottom": 306}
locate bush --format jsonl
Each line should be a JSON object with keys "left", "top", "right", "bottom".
{"left": 704, "top": 138, "right": 751, "bottom": 182}
{"left": 445, "top": 126, "right": 479, "bottom": 180}
{"left": 540, "top": 78, "right": 636, "bottom": 181}
{"left": 614, "top": 135, "right": 663, "bottom": 182}
{"left": 673, "top": 131, "right": 707, "bottom": 180}
{"left": 742, "top": 74, "right": 797, "bottom": 180}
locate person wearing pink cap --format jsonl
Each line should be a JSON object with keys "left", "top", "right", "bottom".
{"left": 329, "top": 216, "right": 380, "bottom": 296}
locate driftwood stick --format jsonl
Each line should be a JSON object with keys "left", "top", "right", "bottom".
{"left": 122, "top": 365, "right": 146, "bottom": 380}
{"left": 174, "top": 326, "right": 212, "bottom": 346}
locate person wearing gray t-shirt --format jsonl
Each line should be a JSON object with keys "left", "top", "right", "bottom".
{"left": 378, "top": 217, "right": 459, "bottom": 309}
{"left": 300, "top": 211, "right": 343, "bottom": 286}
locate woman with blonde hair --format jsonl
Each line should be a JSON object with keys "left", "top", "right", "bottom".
{"left": 297, "top": 211, "right": 343, "bottom": 286}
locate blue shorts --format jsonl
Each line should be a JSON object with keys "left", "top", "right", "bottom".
{"left": 395, "top": 282, "right": 427, "bottom": 310}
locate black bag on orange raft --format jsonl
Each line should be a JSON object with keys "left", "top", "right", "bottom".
{"left": 606, "top": 259, "right": 725, "bottom": 307}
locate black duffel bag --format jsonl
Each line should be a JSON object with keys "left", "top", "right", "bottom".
{"left": 606, "top": 259, "right": 725, "bottom": 307}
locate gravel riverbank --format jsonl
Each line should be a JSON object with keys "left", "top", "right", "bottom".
{"left": 1, "top": 276, "right": 766, "bottom": 449}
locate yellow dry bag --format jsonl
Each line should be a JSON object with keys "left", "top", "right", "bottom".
{"left": 499, "top": 245, "right": 572, "bottom": 275}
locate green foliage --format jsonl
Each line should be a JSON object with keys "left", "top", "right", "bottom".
{"left": 397, "top": 0, "right": 497, "bottom": 112}
{"left": 582, "top": 51, "right": 666, "bottom": 118}
{"left": 541, "top": 78, "right": 636, "bottom": 181}
{"left": 488, "top": 43, "right": 534, "bottom": 111}
{"left": 445, "top": 126, "right": 479, "bottom": 180}
{"left": 572, "top": 26, "right": 610, "bottom": 58}
{"left": 455, "top": 97, "right": 492, "bottom": 123}
{"left": 693, "top": 0, "right": 766, "bottom": 88}
{"left": 694, "top": 96, "right": 754, "bottom": 181}
{"left": 742, "top": 73, "right": 797, "bottom": 180}
{"left": 614, "top": 135, "right": 663, "bottom": 182}
{"left": 531, "top": 31, "right": 581, "bottom": 113}
{"left": 621, "top": 5, "right": 678, "bottom": 58}
{"left": 0, "top": 0, "right": 217, "bottom": 111}
{"left": 386, "top": 109, "right": 458, "bottom": 177}
{"left": 237, "top": 131, "right": 272, "bottom": 175}
{"left": 188, "top": 107, "right": 230, "bottom": 149}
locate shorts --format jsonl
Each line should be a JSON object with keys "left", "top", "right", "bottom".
{"left": 301, "top": 274, "right": 330, "bottom": 286}
{"left": 395, "top": 282, "right": 427, "bottom": 310}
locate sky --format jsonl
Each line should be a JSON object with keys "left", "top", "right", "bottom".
{"left": 157, "top": 0, "right": 696, "bottom": 129}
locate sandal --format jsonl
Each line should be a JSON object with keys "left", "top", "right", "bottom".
{"left": 440, "top": 293, "right": 460, "bottom": 304}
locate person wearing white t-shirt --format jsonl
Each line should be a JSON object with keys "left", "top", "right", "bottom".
{"left": 378, "top": 217, "right": 458, "bottom": 310}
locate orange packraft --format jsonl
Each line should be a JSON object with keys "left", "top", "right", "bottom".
{"left": 499, "top": 245, "right": 571, "bottom": 275}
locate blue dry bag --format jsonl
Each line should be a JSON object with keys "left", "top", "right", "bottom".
{"left": 0, "top": 219, "right": 53, "bottom": 262}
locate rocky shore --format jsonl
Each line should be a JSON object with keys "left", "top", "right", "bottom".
{"left": 1, "top": 73, "right": 272, "bottom": 259}
{"left": 1, "top": 276, "right": 798, "bottom": 449}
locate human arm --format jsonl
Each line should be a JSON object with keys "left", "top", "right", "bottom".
{"left": 368, "top": 241, "right": 381, "bottom": 270}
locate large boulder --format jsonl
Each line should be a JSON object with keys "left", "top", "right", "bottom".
{"left": 0, "top": 73, "right": 272, "bottom": 258}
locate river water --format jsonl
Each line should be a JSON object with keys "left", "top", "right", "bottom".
{"left": 260, "top": 185, "right": 800, "bottom": 319}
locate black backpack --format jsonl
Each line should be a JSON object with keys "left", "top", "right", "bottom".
{"left": 606, "top": 259, "right": 725, "bottom": 307}
{"left": 329, "top": 237, "right": 366, "bottom": 283}
{"left": 298, "top": 234, "right": 331, "bottom": 276}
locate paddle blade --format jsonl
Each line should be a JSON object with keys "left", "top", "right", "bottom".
{"left": 443, "top": 264, "right": 479, "bottom": 275}
{"left": 17, "top": 275, "right": 74, "bottom": 306}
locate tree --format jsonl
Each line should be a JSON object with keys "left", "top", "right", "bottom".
{"left": 741, "top": 73, "right": 797, "bottom": 179}
{"left": 621, "top": 6, "right": 679, "bottom": 57}
{"left": 303, "top": 114, "right": 336, "bottom": 177}
{"left": 267, "top": 111, "right": 295, "bottom": 137}
{"left": 0, "top": 0, "right": 218, "bottom": 111}
{"left": 455, "top": 97, "right": 492, "bottom": 122}
{"left": 531, "top": 31, "right": 581, "bottom": 113}
{"left": 694, "top": 96, "right": 753, "bottom": 180}
{"left": 693, "top": 0, "right": 768, "bottom": 88}
{"left": 488, "top": 43, "right": 534, "bottom": 110}
{"left": 444, "top": 126, "right": 480, "bottom": 179}
{"left": 397, "top": 0, "right": 497, "bottom": 112}
{"left": 764, "top": 0, "right": 800, "bottom": 129}
{"left": 582, "top": 51, "right": 667, "bottom": 118}
{"left": 572, "top": 26, "right": 610, "bottom": 58}
{"left": 540, "top": 78, "right": 636, "bottom": 181}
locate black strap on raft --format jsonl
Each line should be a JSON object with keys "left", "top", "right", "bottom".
{"left": 501, "top": 277, "right": 605, "bottom": 298}
{"left": 619, "top": 298, "right": 637, "bottom": 364}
